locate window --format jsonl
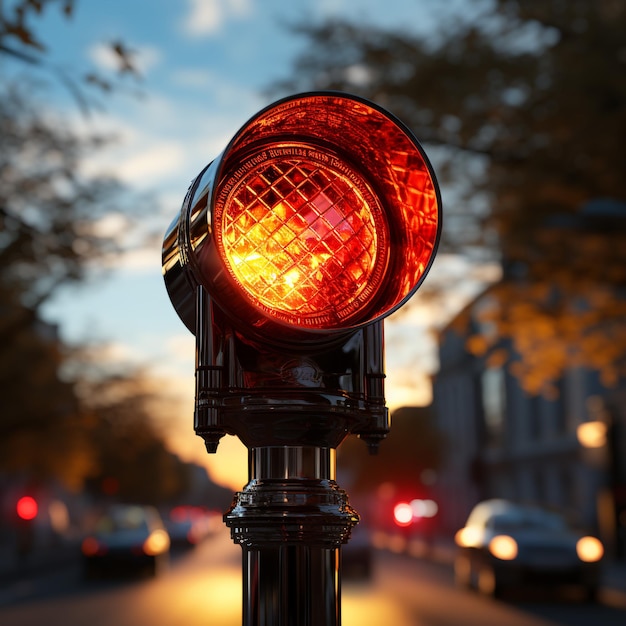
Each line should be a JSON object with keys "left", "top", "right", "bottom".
{"left": 482, "top": 367, "right": 505, "bottom": 445}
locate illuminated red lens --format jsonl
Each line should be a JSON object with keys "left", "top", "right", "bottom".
{"left": 215, "top": 145, "right": 388, "bottom": 328}
{"left": 16, "top": 496, "right": 38, "bottom": 521}
{"left": 162, "top": 93, "right": 441, "bottom": 337}
{"left": 393, "top": 502, "right": 414, "bottom": 527}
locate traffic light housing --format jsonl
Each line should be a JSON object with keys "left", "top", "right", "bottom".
{"left": 162, "top": 91, "right": 441, "bottom": 454}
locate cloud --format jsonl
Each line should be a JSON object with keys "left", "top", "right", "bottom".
{"left": 103, "top": 247, "right": 159, "bottom": 272}
{"left": 386, "top": 380, "right": 433, "bottom": 411}
{"left": 171, "top": 68, "right": 214, "bottom": 88}
{"left": 92, "top": 212, "right": 133, "bottom": 238}
{"left": 85, "top": 340, "right": 146, "bottom": 368}
{"left": 73, "top": 88, "right": 260, "bottom": 191}
{"left": 116, "top": 141, "right": 188, "bottom": 184}
{"left": 166, "top": 333, "right": 196, "bottom": 363}
{"left": 180, "top": 0, "right": 253, "bottom": 37}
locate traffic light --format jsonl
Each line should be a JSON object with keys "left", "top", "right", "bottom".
{"left": 393, "top": 498, "right": 439, "bottom": 528}
{"left": 162, "top": 91, "right": 441, "bottom": 455}
{"left": 162, "top": 91, "right": 441, "bottom": 624}
{"left": 16, "top": 495, "right": 38, "bottom": 521}
{"left": 393, "top": 502, "right": 414, "bottom": 528}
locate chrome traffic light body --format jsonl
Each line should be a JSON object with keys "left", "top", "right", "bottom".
{"left": 162, "top": 91, "right": 441, "bottom": 626}
{"left": 162, "top": 91, "right": 441, "bottom": 453}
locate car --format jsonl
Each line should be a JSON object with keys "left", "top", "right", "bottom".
{"left": 454, "top": 499, "right": 603, "bottom": 600}
{"left": 164, "top": 505, "right": 217, "bottom": 548}
{"left": 81, "top": 504, "right": 171, "bottom": 578}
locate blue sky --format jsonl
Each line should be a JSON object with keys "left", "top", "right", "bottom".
{"left": 29, "top": 0, "right": 484, "bottom": 486}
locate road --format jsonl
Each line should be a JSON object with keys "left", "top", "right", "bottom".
{"left": 0, "top": 528, "right": 625, "bottom": 626}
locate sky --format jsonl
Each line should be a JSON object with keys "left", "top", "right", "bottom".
{"left": 27, "top": 0, "right": 483, "bottom": 489}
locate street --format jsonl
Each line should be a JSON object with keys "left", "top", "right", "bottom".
{"left": 1, "top": 528, "right": 625, "bottom": 626}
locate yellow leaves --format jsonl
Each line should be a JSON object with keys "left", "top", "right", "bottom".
{"left": 486, "top": 349, "right": 507, "bottom": 369}
{"left": 466, "top": 334, "right": 489, "bottom": 356}
{"left": 461, "top": 280, "right": 626, "bottom": 399}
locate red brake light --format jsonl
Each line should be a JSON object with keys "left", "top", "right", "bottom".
{"left": 216, "top": 146, "right": 387, "bottom": 327}
{"left": 81, "top": 536, "right": 103, "bottom": 557}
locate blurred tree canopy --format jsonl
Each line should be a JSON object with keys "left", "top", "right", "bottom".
{"left": 339, "top": 406, "right": 442, "bottom": 496}
{"left": 1, "top": 0, "right": 141, "bottom": 108}
{"left": 274, "top": 0, "right": 626, "bottom": 394}
{"left": 0, "top": 1, "right": 184, "bottom": 501}
{"left": 74, "top": 364, "right": 190, "bottom": 504}
{"left": 0, "top": 311, "right": 92, "bottom": 490}
{"left": 0, "top": 86, "right": 123, "bottom": 327}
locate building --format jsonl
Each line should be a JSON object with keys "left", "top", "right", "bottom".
{"left": 432, "top": 201, "right": 626, "bottom": 557}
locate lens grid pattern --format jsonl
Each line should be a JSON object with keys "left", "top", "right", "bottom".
{"left": 220, "top": 156, "right": 383, "bottom": 325}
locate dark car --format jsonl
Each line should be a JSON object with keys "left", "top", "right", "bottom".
{"left": 81, "top": 504, "right": 171, "bottom": 578}
{"left": 454, "top": 499, "right": 603, "bottom": 600}
{"left": 164, "top": 505, "right": 217, "bottom": 548}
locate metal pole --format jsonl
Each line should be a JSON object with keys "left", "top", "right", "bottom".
{"left": 225, "top": 446, "right": 358, "bottom": 626}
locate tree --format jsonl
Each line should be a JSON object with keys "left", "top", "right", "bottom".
{"left": 0, "top": 86, "right": 123, "bottom": 323}
{"left": 338, "top": 406, "right": 442, "bottom": 496}
{"left": 77, "top": 370, "right": 189, "bottom": 505}
{"left": 0, "top": 1, "right": 147, "bottom": 487}
{"left": 272, "top": 0, "right": 626, "bottom": 393}
{"left": 0, "top": 0, "right": 141, "bottom": 109}
{"left": 0, "top": 73, "right": 141, "bottom": 488}
{"left": 0, "top": 312, "right": 95, "bottom": 491}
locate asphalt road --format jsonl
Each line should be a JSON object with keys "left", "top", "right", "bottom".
{"left": 0, "top": 528, "right": 624, "bottom": 626}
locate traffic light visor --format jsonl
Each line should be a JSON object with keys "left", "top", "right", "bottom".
{"left": 163, "top": 92, "right": 441, "bottom": 336}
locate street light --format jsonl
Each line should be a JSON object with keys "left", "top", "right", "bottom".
{"left": 579, "top": 396, "right": 626, "bottom": 558}
{"left": 162, "top": 91, "right": 441, "bottom": 626}
{"left": 577, "top": 421, "right": 608, "bottom": 449}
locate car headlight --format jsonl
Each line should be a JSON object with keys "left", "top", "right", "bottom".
{"left": 576, "top": 536, "right": 603, "bottom": 562}
{"left": 143, "top": 529, "right": 171, "bottom": 556}
{"left": 454, "top": 526, "right": 481, "bottom": 548}
{"left": 488, "top": 535, "right": 518, "bottom": 560}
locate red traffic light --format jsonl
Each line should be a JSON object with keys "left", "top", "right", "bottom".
{"left": 217, "top": 152, "right": 386, "bottom": 329}
{"left": 393, "top": 499, "right": 439, "bottom": 527}
{"left": 163, "top": 91, "right": 440, "bottom": 343}
{"left": 393, "top": 502, "right": 414, "bottom": 527}
{"left": 162, "top": 91, "right": 441, "bottom": 453}
{"left": 16, "top": 495, "right": 38, "bottom": 521}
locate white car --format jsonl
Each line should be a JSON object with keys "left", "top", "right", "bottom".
{"left": 454, "top": 499, "right": 603, "bottom": 600}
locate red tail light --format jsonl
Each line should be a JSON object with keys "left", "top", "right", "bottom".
{"left": 81, "top": 536, "right": 107, "bottom": 556}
